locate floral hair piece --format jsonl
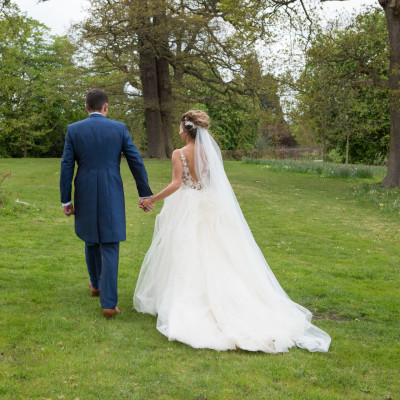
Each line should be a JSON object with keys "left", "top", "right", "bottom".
{"left": 184, "top": 121, "right": 196, "bottom": 129}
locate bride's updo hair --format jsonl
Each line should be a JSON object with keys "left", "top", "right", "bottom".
{"left": 181, "top": 110, "right": 210, "bottom": 139}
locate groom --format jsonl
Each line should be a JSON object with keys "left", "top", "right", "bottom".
{"left": 60, "top": 88, "right": 152, "bottom": 318}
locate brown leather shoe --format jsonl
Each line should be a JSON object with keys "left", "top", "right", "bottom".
{"left": 102, "top": 306, "right": 120, "bottom": 319}
{"left": 89, "top": 282, "right": 100, "bottom": 297}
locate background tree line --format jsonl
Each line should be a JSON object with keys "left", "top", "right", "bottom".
{"left": 1, "top": 0, "right": 400, "bottom": 186}
{"left": 0, "top": 1, "right": 286, "bottom": 159}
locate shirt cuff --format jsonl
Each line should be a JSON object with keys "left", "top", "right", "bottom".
{"left": 139, "top": 196, "right": 152, "bottom": 200}
{"left": 62, "top": 201, "right": 72, "bottom": 207}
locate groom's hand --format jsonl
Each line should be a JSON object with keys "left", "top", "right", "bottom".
{"left": 63, "top": 204, "right": 75, "bottom": 216}
{"left": 139, "top": 198, "right": 154, "bottom": 213}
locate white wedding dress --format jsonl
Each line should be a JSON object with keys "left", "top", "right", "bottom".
{"left": 134, "top": 128, "right": 331, "bottom": 353}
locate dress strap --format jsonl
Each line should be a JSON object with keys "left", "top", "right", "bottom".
{"left": 180, "top": 149, "right": 187, "bottom": 164}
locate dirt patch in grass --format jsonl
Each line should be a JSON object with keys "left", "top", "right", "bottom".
{"left": 313, "top": 313, "right": 351, "bottom": 321}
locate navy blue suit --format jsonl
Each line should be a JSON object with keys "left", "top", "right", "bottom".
{"left": 60, "top": 113, "right": 152, "bottom": 309}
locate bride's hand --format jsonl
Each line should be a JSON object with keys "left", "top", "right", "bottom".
{"left": 140, "top": 197, "right": 154, "bottom": 212}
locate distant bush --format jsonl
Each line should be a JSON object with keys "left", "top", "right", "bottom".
{"left": 326, "top": 148, "right": 343, "bottom": 164}
{"left": 243, "top": 159, "right": 387, "bottom": 180}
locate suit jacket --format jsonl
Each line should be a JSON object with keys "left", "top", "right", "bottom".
{"left": 60, "top": 114, "right": 152, "bottom": 243}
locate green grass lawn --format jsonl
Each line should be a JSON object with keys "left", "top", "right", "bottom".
{"left": 0, "top": 158, "right": 399, "bottom": 400}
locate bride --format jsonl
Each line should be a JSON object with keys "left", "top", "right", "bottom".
{"left": 134, "top": 110, "right": 331, "bottom": 353}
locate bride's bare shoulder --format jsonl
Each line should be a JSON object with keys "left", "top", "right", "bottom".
{"left": 172, "top": 148, "right": 183, "bottom": 158}
{"left": 181, "top": 145, "right": 194, "bottom": 156}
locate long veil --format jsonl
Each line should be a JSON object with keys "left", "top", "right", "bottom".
{"left": 194, "top": 127, "right": 331, "bottom": 352}
{"left": 194, "top": 126, "right": 288, "bottom": 296}
{"left": 194, "top": 127, "right": 239, "bottom": 214}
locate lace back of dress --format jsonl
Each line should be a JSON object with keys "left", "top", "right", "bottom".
{"left": 180, "top": 150, "right": 204, "bottom": 190}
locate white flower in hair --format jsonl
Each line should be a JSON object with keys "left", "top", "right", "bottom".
{"left": 185, "top": 121, "right": 196, "bottom": 129}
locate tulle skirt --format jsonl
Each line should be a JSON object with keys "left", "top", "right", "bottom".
{"left": 133, "top": 187, "right": 331, "bottom": 353}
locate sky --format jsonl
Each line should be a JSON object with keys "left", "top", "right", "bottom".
{"left": 14, "top": 0, "right": 378, "bottom": 36}
{"left": 14, "top": 0, "right": 90, "bottom": 35}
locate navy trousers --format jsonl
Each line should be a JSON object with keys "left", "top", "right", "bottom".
{"left": 85, "top": 241, "right": 120, "bottom": 309}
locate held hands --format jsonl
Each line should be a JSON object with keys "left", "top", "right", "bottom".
{"left": 139, "top": 197, "right": 154, "bottom": 213}
{"left": 63, "top": 204, "right": 75, "bottom": 217}
{"left": 63, "top": 201, "right": 152, "bottom": 215}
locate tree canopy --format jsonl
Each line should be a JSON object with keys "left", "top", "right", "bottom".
{"left": 0, "top": 3, "right": 87, "bottom": 157}
{"left": 291, "top": 8, "right": 390, "bottom": 165}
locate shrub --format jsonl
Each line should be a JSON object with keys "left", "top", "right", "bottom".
{"left": 222, "top": 147, "right": 323, "bottom": 161}
{"left": 243, "top": 159, "right": 386, "bottom": 180}
{"left": 355, "top": 169, "right": 374, "bottom": 179}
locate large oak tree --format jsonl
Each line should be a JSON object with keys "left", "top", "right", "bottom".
{"left": 72, "top": 0, "right": 258, "bottom": 158}
{"left": 378, "top": 0, "right": 400, "bottom": 186}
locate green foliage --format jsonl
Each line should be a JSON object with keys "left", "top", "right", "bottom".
{"left": 205, "top": 97, "right": 259, "bottom": 151}
{"left": 0, "top": 2, "right": 140, "bottom": 158}
{"left": 174, "top": 56, "right": 285, "bottom": 151}
{"left": 173, "top": 74, "right": 258, "bottom": 151}
{"left": 0, "top": 3, "right": 88, "bottom": 157}
{"left": 325, "top": 148, "right": 343, "bottom": 164}
{"left": 244, "top": 159, "right": 387, "bottom": 180}
{"left": 1, "top": 158, "right": 399, "bottom": 399}
{"left": 291, "top": 7, "right": 390, "bottom": 165}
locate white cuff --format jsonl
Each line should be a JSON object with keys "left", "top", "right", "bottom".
{"left": 62, "top": 201, "right": 72, "bottom": 207}
{"left": 139, "top": 196, "right": 152, "bottom": 200}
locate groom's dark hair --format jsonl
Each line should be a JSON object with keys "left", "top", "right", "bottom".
{"left": 86, "top": 89, "right": 108, "bottom": 112}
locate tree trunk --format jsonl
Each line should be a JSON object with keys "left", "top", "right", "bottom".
{"left": 345, "top": 131, "right": 349, "bottom": 165}
{"left": 154, "top": 5, "right": 174, "bottom": 158}
{"left": 174, "top": 66, "right": 184, "bottom": 83}
{"left": 138, "top": 40, "right": 167, "bottom": 158}
{"left": 323, "top": 113, "right": 327, "bottom": 162}
{"left": 23, "top": 130, "right": 27, "bottom": 158}
{"left": 381, "top": 0, "right": 400, "bottom": 186}
{"left": 156, "top": 56, "right": 174, "bottom": 158}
